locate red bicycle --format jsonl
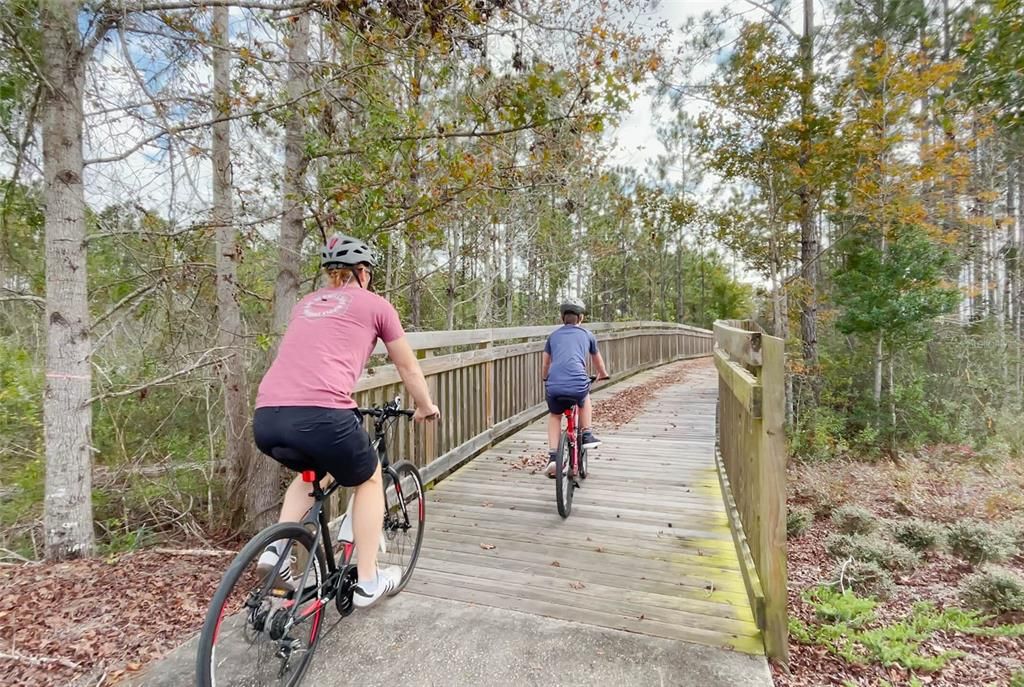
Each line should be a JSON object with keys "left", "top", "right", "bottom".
{"left": 553, "top": 376, "right": 599, "bottom": 518}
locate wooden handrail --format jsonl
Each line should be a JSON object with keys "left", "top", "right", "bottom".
{"left": 340, "top": 322, "right": 713, "bottom": 498}
{"left": 713, "top": 322, "right": 788, "bottom": 662}
{"left": 372, "top": 320, "right": 711, "bottom": 356}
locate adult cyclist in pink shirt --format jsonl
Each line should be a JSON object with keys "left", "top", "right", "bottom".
{"left": 252, "top": 233, "right": 439, "bottom": 609}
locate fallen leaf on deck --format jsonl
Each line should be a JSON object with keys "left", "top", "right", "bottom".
{"left": 480, "top": 543, "right": 496, "bottom": 550}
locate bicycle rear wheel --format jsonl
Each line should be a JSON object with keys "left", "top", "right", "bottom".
{"left": 578, "top": 426, "right": 589, "bottom": 479}
{"left": 381, "top": 460, "right": 425, "bottom": 593}
{"left": 555, "top": 430, "right": 574, "bottom": 518}
{"left": 195, "top": 523, "right": 326, "bottom": 687}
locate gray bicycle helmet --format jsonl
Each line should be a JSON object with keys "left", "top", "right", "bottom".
{"left": 321, "top": 233, "right": 380, "bottom": 269}
{"left": 559, "top": 297, "right": 586, "bottom": 316}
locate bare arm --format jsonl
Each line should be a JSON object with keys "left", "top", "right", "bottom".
{"left": 593, "top": 351, "right": 609, "bottom": 379}
{"left": 384, "top": 336, "right": 439, "bottom": 419}
{"left": 542, "top": 351, "right": 552, "bottom": 380}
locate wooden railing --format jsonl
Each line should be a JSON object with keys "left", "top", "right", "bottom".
{"left": 351, "top": 321, "right": 713, "bottom": 485}
{"left": 713, "top": 319, "right": 788, "bottom": 661}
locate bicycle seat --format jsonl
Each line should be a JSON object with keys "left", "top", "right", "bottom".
{"left": 554, "top": 397, "right": 580, "bottom": 407}
{"left": 271, "top": 447, "right": 325, "bottom": 483}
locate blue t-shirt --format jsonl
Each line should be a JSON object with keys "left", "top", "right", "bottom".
{"left": 544, "top": 325, "right": 598, "bottom": 396}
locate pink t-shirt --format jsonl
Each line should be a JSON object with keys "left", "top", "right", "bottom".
{"left": 256, "top": 285, "right": 405, "bottom": 409}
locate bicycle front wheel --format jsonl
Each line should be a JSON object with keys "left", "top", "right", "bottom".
{"left": 195, "top": 523, "right": 326, "bottom": 687}
{"left": 555, "top": 430, "right": 574, "bottom": 518}
{"left": 381, "top": 460, "right": 425, "bottom": 593}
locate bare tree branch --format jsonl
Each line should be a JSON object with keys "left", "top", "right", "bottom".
{"left": 86, "top": 349, "right": 233, "bottom": 405}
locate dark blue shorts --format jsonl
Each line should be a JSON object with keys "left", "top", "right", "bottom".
{"left": 253, "top": 406, "right": 377, "bottom": 487}
{"left": 545, "top": 390, "right": 588, "bottom": 415}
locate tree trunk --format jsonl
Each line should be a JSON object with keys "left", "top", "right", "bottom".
{"left": 212, "top": 6, "right": 253, "bottom": 529}
{"left": 446, "top": 224, "right": 458, "bottom": 330}
{"left": 272, "top": 14, "right": 309, "bottom": 346}
{"left": 798, "top": 0, "right": 818, "bottom": 366}
{"left": 41, "top": 0, "right": 94, "bottom": 560}
{"left": 873, "top": 333, "right": 884, "bottom": 406}
{"left": 252, "top": 13, "right": 311, "bottom": 530}
{"left": 675, "top": 229, "right": 684, "bottom": 323}
{"left": 476, "top": 223, "right": 495, "bottom": 326}
{"left": 505, "top": 219, "right": 514, "bottom": 325}
{"left": 1005, "top": 157, "right": 1015, "bottom": 325}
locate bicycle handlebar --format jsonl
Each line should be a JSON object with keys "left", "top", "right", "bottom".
{"left": 357, "top": 406, "right": 415, "bottom": 419}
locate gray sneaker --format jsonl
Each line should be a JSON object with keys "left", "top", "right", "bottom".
{"left": 582, "top": 430, "right": 602, "bottom": 449}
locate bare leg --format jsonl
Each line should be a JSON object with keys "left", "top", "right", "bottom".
{"left": 278, "top": 473, "right": 329, "bottom": 523}
{"left": 580, "top": 395, "right": 593, "bottom": 430}
{"left": 547, "top": 413, "right": 561, "bottom": 451}
{"left": 352, "top": 461, "right": 384, "bottom": 583}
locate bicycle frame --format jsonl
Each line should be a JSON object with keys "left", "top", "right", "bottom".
{"left": 562, "top": 405, "right": 580, "bottom": 474}
{"left": 256, "top": 403, "right": 415, "bottom": 630}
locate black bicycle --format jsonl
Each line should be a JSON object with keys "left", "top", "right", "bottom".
{"left": 195, "top": 398, "right": 425, "bottom": 687}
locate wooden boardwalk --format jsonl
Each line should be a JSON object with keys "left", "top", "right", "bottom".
{"left": 406, "top": 360, "right": 764, "bottom": 655}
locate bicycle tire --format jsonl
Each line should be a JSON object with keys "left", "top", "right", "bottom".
{"left": 578, "top": 426, "right": 589, "bottom": 479}
{"left": 382, "top": 460, "right": 426, "bottom": 594}
{"left": 555, "top": 430, "right": 573, "bottom": 518}
{"left": 195, "top": 523, "right": 326, "bottom": 687}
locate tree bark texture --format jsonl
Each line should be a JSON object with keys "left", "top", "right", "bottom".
{"left": 212, "top": 6, "right": 254, "bottom": 529}
{"left": 41, "top": 0, "right": 94, "bottom": 560}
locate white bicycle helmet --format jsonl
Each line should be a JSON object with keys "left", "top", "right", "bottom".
{"left": 321, "top": 233, "right": 380, "bottom": 269}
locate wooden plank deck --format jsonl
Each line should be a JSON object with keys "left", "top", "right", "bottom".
{"left": 406, "top": 360, "right": 764, "bottom": 655}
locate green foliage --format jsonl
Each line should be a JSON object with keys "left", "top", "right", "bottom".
{"left": 805, "top": 586, "right": 877, "bottom": 625}
{"left": 832, "top": 559, "right": 896, "bottom": 599}
{"left": 947, "top": 520, "right": 1017, "bottom": 566}
{"left": 1011, "top": 669, "right": 1024, "bottom": 687}
{"left": 889, "top": 519, "right": 946, "bottom": 553}
{"left": 831, "top": 505, "right": 878, "bottom": 535}
{"left": 793, "top": 588, "right": 1024, "bottom": 673}
{"left": 790, "top": 405, "right": 848, "bottom": 460}
{"left": 833, "top": 227, "right": 960, "bottom": 346}
{"left": 787, "top": 506, "right": 813, "bottom": 538}
{"left": 825, "top": 533, "right": 921, "bottom": 571}
{"left": 960, "top": 567, "right": 1024, "bottom": 615}
{"left": 959, "top": 0, "right": 1024, "bottom": 133}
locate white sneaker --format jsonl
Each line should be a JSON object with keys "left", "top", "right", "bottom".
{"left": 256, "top": 545, "right": 299, "bottom": 591}
{"left": 352, "top": 566, "right": 402, "bottom": 609}
{"left": 256, "top": 544, "right": 319, "bottom": 593}
{"left": 545, "top": 460, "right": 556, "bottom": 478}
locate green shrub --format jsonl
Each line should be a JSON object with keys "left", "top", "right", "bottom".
{"left": 831, "top": 505, "right": 878, "bottom": 535}
{"left": 825, "top": 533, "right": 921, "bottom": 571}
{"left": 960, "top": 567, "right": 1024, "bottom": 615}
{"left": 804, "top": 586, "right": 877, "bottom": 624}
{"left": 1011, "top": 669, "right": 1024, "bottom": 687}
{"left": 947, "top": 520, "right": 1016, "bottom": 566}
{"left": 792, "top": 591, "right": 1024, "bottom": 674}
{"left": 889, "top": 518, "right": 945, "bottom": 552}
{"left": 1004, "top": 519, "right": 1024, "bottom": 552}
{"left": 832, "top": 559, "right": 896, "bottom": 599}
{"left": 792, "top": 405, "right": 848, "bottom": 460}
{"left": 788, "top": 506, "right": 813, "bottom": 538}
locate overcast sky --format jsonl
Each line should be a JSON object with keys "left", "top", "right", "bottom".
{"left": 605, "top": 0, "right": 723, "bottom": 175}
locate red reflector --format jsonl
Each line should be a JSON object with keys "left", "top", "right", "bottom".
{"left": 301, "top": 470, "right": 317, "bottom": 483}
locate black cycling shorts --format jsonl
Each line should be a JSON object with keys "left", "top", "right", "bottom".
{"left": 253, "top": 406, "right": 377, "bottom": 487}
{"left": 545, "top": 390, "right": 588, "bottom": 415}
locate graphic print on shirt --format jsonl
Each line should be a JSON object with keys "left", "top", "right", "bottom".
{"left": 302, "top": 290, "right": 352, "bottom": 320}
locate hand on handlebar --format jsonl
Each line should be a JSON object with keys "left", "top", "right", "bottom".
{"left": 414, "top": 403, "right": 441, "bottom": 422}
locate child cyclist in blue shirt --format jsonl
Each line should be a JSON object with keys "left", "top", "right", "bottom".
{"left": 541, "top": 298, "right": 610, "bottom": 477}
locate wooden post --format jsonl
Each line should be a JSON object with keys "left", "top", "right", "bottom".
{"left": 482, "top": 340, "right": 495, "bottom": 428}
{"left": 759, "top": 335, "right": 788, "bottom": 662}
